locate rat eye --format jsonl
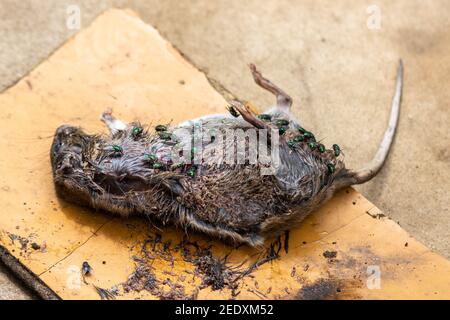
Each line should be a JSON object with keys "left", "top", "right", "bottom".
{"left": 60, "top": 165, "right": 73, "bottom": 175}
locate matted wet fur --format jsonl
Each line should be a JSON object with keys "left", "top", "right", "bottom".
{"left": 50, "top": 62, "right": 403, "bottom": 246}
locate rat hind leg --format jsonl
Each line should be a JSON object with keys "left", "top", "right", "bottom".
{"left": 249, "top": 63, "right": 292, "bottom": 111}
{"left": 100, "top": 108, "right": 127, "bottom": 136}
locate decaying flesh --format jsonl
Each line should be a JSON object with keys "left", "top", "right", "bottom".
{"left": 50, "top": 62, "right": 403, "bottom": 246}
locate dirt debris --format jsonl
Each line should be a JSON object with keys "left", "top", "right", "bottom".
{"left": 323, "top": 250, "right": 338, "bottom": 259}
{"left": 7, "top": 233, "right": 29, "bottom": 250}
{"left": 366, "top": 210, "right": 386, "bottom": 219}
{"left": 296, "top": 278, "right": 340, "bottom": 300}
{"left": 117, "top": 233, "right": 281, "bottom": 299}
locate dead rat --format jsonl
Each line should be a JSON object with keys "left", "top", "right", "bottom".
{"left": 50, "top": 62, "right": 403, "bottom": 246}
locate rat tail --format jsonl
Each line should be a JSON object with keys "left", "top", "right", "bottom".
{"left": 334, "top": 60, "right": 403, "bottom": 189}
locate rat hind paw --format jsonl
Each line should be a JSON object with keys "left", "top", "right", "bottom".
{"left": 100, "top": 108, "right": 127, "bottom": 135}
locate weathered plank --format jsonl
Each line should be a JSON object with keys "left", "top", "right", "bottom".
{"left": 0, "top": 9, "right": 448, "bottom": 300}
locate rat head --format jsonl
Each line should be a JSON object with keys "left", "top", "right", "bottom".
{"left": 51, "top": 125, "right": 86, "bottom": 174}
{"left": 50, "top": 125, "right": 99, "bottom": 202}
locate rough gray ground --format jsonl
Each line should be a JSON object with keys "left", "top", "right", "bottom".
{"left": 0, "top": 263, "right": 35, "bottom": 299}
{"left": 0, "top": 0, "right": 449, "bottom": 299}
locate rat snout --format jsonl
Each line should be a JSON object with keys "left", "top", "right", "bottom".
{"left": 51, "top": 125, "right": 84, "bottom": 175}
{"left": 51, "top": 125, "right": 68, "bottom": 156}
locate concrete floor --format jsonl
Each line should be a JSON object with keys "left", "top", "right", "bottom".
{"left": 0, "top": 0, "right": 449, "bottom": 299}
{"left": 0, "top": 262, "right": 35, "bottom": 299}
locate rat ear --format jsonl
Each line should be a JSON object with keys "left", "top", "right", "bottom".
{"left": 249, "top": 63, "right": 292, "bottom": 111}
{"left": 100, "top": 108, "right": 127, "bottom": 136}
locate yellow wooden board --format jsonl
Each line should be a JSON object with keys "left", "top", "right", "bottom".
{"left": 0, "top": 9, "right": 449, "bottom": 300}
